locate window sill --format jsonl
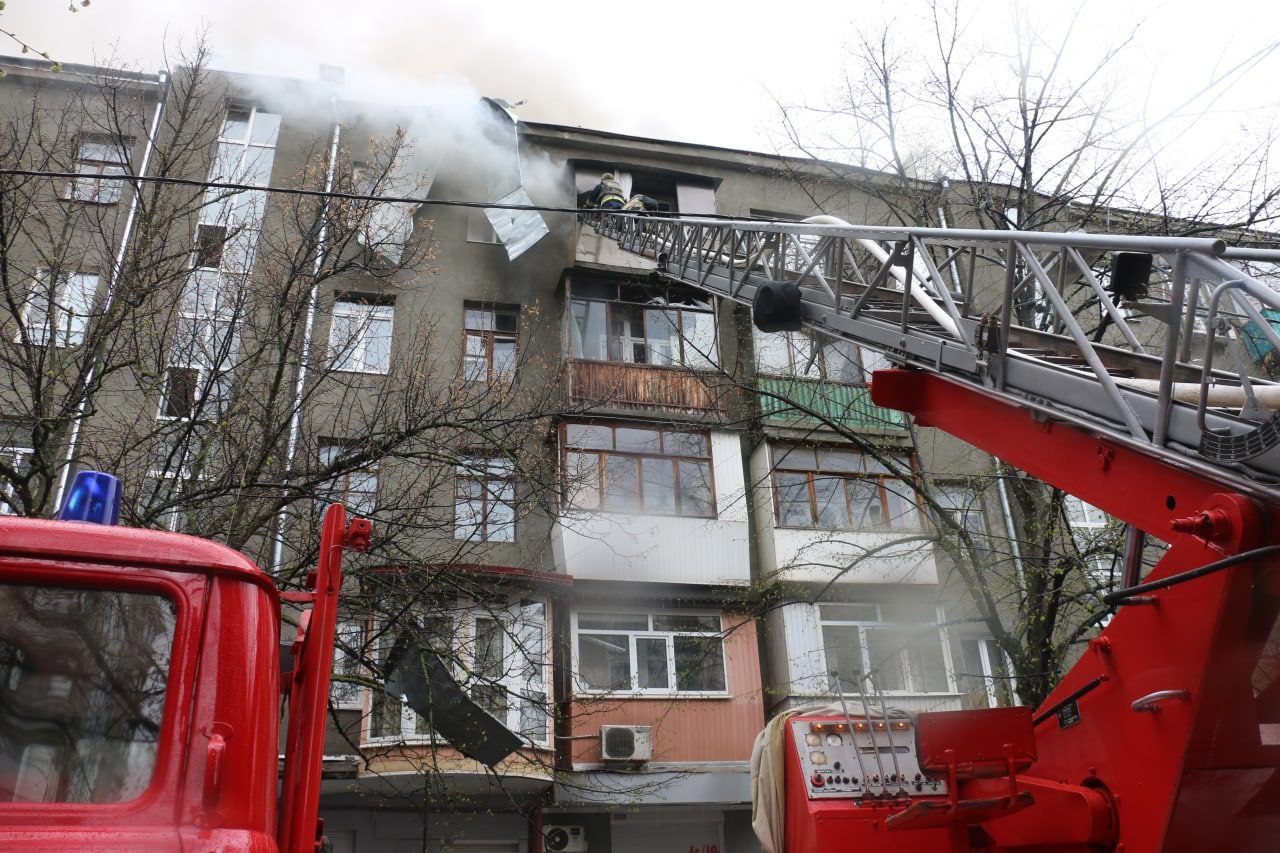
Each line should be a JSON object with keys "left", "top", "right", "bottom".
{"left": 567, "top": 357, "right": 720, "bottom": 373}
{"left": 331, "top": 366, "right": 390, "bottom": 376}
{"left": 774, "top": 524, "right": 925, "bottom": 534}
{"left": 562, "top": 507, "right": 719, "bottom": 522}
{"left": 361, "top": 734, "right": 553, "bottom": 751}
{"left": 573, "top": 690, "right": 732, "bottom": 701}
{"left": 58, "top": 196, "right": 122, "bottom": 207}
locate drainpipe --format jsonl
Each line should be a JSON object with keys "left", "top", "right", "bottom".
{"left": 54, "top": 70, "right": 169, "bottom": 509}
{"left": 270, "top": 91, "right": 342, "bottom": 572}
{"left": 995, "top": 465, "right": 1026, "bottom": 592}
{"left": 936, "top": 177, "right": 963, "bottom": 295}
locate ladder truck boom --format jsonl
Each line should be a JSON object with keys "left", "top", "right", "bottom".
{"left": 587, "top": 210, "right": 1280, "bottom": 852}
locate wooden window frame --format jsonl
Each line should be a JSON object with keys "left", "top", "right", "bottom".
{"left": 454, "top": 454, "right": 516, "bottom": 542}
{"left": 462, "top": 303, "right": 519, "bottom": 384}
{"left": 771, "top": 445, "right": 921, "bottom": 531}
{"left": 567, "top": 280, "right": 718, "bottom": 370}
{"left": 561, "top": 421, "right": 717, "bottom": 518}
{"left": 67, "top": 137, "right": 130, "bottom": 204}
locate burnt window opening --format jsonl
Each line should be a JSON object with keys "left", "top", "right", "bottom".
{"left": 628, "top": 172, "right": 677, "bottom": 213}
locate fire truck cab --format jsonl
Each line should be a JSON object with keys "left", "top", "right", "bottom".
{"left": 0, "top": 474, "right": 361, "bottom": 852}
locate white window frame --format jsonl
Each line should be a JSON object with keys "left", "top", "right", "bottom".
{"left": 0, "top": 447, "right": 32, "bottom": 516}
{"left": 330, "top": 619, "right": 365, "bottom": 710}
{"left": 1064, "top": 495, "right": 1118, "bottom": 591}
{"left": 955, "top": 636, "right": 1016, "bottom": 709}
{"left": 570, "top": 609, "right": 730, "bottom": 698}
{"left": 754, "top": 328, "right": 885, "bottom": 384}
{"left": 363, "top": 598, "right": 551, "bottom": 749}
{"left": 329, "top": 300, "right": 394, "bottom": 374}
{"left": 20, "top": 270, "right": 99, "bottom": 348}
{"left": 142, "top": 470, "right": 199, "bottom": 533}
{"left": 817, "top": 602, "right": 957, "bottom": 697}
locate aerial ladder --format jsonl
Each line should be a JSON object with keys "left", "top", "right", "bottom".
{"left": 586, "top": 210, "right": 1280, "bottom": 852}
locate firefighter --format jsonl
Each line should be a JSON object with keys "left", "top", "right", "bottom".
{"left": 623, "top": 193, "right": 660, "bottom": 213}
{"left": 586, "top": 171, "right": 626, "bottom": 209}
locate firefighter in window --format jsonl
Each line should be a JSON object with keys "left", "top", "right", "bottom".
{"left": 585, "top": 171, "right": 626, "bottom": 209}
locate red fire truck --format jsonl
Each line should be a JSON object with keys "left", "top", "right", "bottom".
{"left": 2, "top": 211, "right": 1279, "bottom": 852}
{"left": 0, "top": 472, "right": 368, "bottom": 852}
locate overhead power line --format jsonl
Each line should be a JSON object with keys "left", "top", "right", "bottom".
{"left": 0, "top": 168, "right": 766, "bottom": 223}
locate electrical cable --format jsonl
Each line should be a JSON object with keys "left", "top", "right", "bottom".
{"left": 0, "top": 167, "right": 794, "bottom": 222}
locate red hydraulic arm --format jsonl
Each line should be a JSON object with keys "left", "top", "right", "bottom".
{"left": 278, "top": 504, "right": 371, "bottom": 853}
{"left": 870, "top": 369, "right": 1280, "bottom": 852}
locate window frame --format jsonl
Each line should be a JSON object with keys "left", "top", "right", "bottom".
{"left": 0, "top": 577, "right": 184, "bottom": 805}
{"left": 330, "top": 619, "right": 366, "bottom": 711}
{"left": 753, "top": 328, "right": 886, "bottom": 384}
{"left": 1064, "top": 495, "right": 1119, "bottom": 592}
{"left": 20, "top": 270, "right": 99, "bottom": 348}
{"left": 454, "top": 454, "right": 517, "bottom": 543}
{"left": 571, "top": 609, "right": 729, "bottom": 698}
{"left": 363, "top": 597, "right": 551, "bottom": 749}
{"left": 561, "top": 422, "right": 717, "bottom": 518}
{"left": 329, "top": 297, "right": 394, "bottom": 375}
{"left": 770, "top": 444, "right": 921, "bottom": 531}
{"left": 0, "top": 447, "right": 33, "bottom": 516}
{"left": 461, "top": 303, "right": 519, "bottom": 384}
{"left": 317, "top": 442, "right": 379, "bottom": 516}
{"left": 817, "top": 602, "right": 956, "bottom": 697}
{"left": 567, "top": 280, "right": 719, "bottom": 370}
{"left": 66, "top": 137, "right": 130, "bottom": 204}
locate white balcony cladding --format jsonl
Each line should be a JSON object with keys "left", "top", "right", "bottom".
{"left": 748, "top": 443, "right": 938, "bottom": 585}
{"left": 553, "top": 431, "right": 750, "bottom": 585}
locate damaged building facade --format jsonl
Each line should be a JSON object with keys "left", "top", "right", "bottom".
{"left": 0, "top": 56, "right": 1026, "bottom": 852}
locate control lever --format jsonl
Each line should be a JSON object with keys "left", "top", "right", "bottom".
{"left": 831, "top": 670, "right": 871, "bottom": 796}
{"left": 853, "top": 672, "right": 890, "bottom": 796}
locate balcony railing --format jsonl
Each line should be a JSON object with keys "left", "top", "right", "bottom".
{"left": 566, "top": 359, "right": 724, "bottom": 414}
{"left": 757, "top": 376, "right": 905, "bottom": 430}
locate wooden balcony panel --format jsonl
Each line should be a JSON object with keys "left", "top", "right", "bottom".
{"left": 567, "top": 360, "right": 724, "bottom": 414}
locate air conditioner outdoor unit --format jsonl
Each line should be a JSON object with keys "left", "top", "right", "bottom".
{"left": 600, "top": 724, "right": 652, "bottom": 762}
{"left": 543, "top": 824, "right": 588, "bottom": 852}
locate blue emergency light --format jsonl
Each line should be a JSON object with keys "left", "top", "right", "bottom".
{"left": 58, "top": 471, "right": 121, "bottom": 526}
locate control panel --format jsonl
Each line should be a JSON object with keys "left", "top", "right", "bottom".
{"left": 789, "top": 716, "right": 946, "bottom": 799}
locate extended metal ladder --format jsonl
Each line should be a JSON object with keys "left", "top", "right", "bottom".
{"left": 586, "top": 212, "right": 1280, "bottom": 499}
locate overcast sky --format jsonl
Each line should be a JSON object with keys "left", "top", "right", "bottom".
{"left": 4, "top": 0, "right": 1279, "bottom": 159}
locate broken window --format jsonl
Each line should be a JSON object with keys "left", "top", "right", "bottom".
{"left": 568, "top": 280, "right": 718, "bottom": 369}
{"left": 160, "top": 367, "right": 200, "bottom": 420}
{"left": 193, "top": 225, "right": 227, "bottom": 270}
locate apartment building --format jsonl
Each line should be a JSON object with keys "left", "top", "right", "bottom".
{"left": 0, "top": 56, "right": 1018, "bottom": 852}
